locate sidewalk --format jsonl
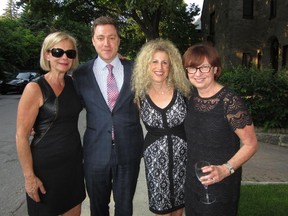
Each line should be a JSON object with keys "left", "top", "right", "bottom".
{"left": 80, "top": 159, "right": 151, "bottom": 216}
{"left": 77, "top": 110, "right": 288, "bottom": 215}
{"left": 77, "top": 107, "right": 288, "bottom": 215}
{"left": 80, "top": 142, "right": 288, "bottom": 215}
{"left": 241, "top": 140, "right": 288, "bottom": 184}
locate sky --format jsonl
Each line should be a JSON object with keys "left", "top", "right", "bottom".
{"left": 185, "top": 0, "right": 204, "bottom": 10}
{"left": 0, "top": 0, "right": 8, "bottom": 15}
{"left": 0, "top": 0, "right": 203, "bottom": 16}
{"left": 185, "top": 0, "right": 204, "bottom": 20}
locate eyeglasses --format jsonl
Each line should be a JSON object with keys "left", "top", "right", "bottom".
{"left": 48, "top": 48, "right": 77, "bottom": 59}
{"left": 186, "top": 65, "right": 212, "bottom": 74}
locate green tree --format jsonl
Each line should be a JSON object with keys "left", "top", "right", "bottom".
{"left": 18, "top": 0, "right": 200, "bottom": 41}
{"left": 2, "top": 0, "right": 201, "bottom": 71}
{"left": 53, "top": 20, "right": 96, "bottom": 62}
{"left": 160, "top": 3, "right": 200, "bottom": 53}
{"left": 3, "top": 0, "right": 20, "bottom": 19}
{"left": 0, "top": 17, "right": 45, "bottom": 73}
{"left": 17, "top": 0, "right": 96, "bottom": 62}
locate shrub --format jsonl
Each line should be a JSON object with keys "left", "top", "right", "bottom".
{"left": 218, "top": 67, "right": 288, "bottom": 130}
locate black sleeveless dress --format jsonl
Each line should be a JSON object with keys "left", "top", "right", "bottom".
{"left": 26, "top": 75, "right": 86, "bottom": 215}
{"left": 184, "top": 87, "right": 253, "bottom": 216}
{"left": 140, "top": 90, "right": 187, "bottom": 214}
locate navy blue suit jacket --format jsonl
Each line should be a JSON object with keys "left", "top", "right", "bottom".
{"left": 73, "top": 58, "right": 144, "bottom": 167}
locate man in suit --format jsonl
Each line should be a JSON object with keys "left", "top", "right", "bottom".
{"left": 72, "top": 16, "right": 144, "bottom": 216}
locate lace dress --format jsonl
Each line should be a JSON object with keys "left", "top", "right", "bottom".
{"left": 184, "top": 87, "right": 253, "bottom": 216}
{"left": 140, "top": 90, "right": 187, "bottom": 214}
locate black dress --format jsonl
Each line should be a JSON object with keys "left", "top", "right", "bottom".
{"left": 27, "top": 75, "right": 86, "bottom": 216}
{"left": 184, "top": 87, "right": 253, "bottom": 216}
{"left": 140, "top": 90, "right": 187, "bottom": 214}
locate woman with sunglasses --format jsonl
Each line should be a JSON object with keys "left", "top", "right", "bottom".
{"left": 16, "top": 32, "right": 86, "bottom": 216}
{"left": 182, "top": 44, "right": 258, "bottom": 216}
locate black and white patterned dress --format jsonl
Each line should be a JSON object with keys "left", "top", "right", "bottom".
{"left": 140, "top": 90, "right": 187, "bottom": 214}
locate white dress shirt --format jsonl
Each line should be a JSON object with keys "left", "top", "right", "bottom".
{"left": 93, "top": 56, "right": 124, "bottom": 104}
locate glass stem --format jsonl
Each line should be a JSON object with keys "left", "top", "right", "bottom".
{"left": 204, "top": 185, "right": 210, "bottom": 202}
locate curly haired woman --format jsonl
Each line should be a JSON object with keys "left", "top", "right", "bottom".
{"left": 132, "top": 39, "right": 191, "bottom": 216}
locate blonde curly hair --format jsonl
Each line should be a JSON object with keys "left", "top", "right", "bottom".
{"left": 131, "top": 38, "right": 191, "bottom": 103}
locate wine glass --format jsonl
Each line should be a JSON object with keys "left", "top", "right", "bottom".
{"left": 194, "top": 160, "right": 216, "bottom": 204}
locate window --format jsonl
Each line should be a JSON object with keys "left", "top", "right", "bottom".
{"left": 243, "top": 0, "right": 254, "bottom": 19}
{"left": 270, "top": 38, "right": 279, "bottom": 71}
{"left": 207, "top": 11, "right": 216, "bottom": 45}
{"left": 270, "top": 0, "right": 277, "bottom": 19}
{"left": 242, "top": 53, "right": 252, "bottom": 68}
{"left": 282, "top": 45, "right": 288, "bottom": 67}
{"left": 209, "top": 11, "right": 215, "bottom": 36}
{"left": 257, "top": 51, "right": 262, "bottom": 70}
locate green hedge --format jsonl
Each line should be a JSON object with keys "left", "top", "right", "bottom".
{"left": 218, "top": 67, "right": 288, "bottom": 130}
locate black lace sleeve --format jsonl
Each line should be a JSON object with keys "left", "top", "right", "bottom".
{"left": 224, "top": 90, "right": 253, "bottom": 131}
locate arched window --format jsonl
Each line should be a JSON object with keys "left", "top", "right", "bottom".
{"left": 270, "top": 0, "right": 277, "bottom": 19}
{"left": 209, "top": 11, "right": 215, "bottom": 36}
{"left": 270, "top": 38, "right": 279, "bottom": 71}
{"left": 242, "top": 53, "right": 252, "bottom": 68}
{"left": 282, "top": 45, "right": 288, "bottom": 67}
{"left": 243, "top": 0, "right": 254, "bottom": 19}
{"left": 257, "top": 51, "right": 262, "bottom": 70}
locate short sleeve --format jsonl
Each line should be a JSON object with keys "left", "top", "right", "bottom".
{"left": 224, "top": 91, "right": 253, "bottom": 131}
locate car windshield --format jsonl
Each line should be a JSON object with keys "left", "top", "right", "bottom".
{"left": 16, "top": 72, "right": 32, "bottom": 80}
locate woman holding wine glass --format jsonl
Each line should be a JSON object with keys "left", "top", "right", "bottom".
{"left": 182, "top": 44, "right": 258, "bottom": 216}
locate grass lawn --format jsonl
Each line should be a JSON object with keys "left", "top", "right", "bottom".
{"left": 238, "top": 184, "right": 288, "bottom": 216}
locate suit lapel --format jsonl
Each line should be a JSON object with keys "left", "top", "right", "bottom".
{"left": 86, "top": 61, "right": 110, "bottom": 111}
{"left": 113, "top": 61, "right": 132, "bottom": 112}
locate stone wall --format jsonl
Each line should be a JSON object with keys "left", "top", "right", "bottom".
{"left": 256, "top": 128, "right": 288, "bottom": 147}
{"left": 201, "top": 0, "right": 288, "bottom": 70}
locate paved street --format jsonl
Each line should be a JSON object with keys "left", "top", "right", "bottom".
{"left": 0, "top": 94, "right": 287, "bottom": 216}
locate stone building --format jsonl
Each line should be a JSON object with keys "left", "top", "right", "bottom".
{"left": 201, "top": 0, "right": 288, "bottom": 70}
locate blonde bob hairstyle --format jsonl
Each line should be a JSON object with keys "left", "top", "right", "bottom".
{"left": 40, "top": 32, "right": 79, "bottom": 72}
{"left": 131, "top": 38, "right": 191, "bottom": 103}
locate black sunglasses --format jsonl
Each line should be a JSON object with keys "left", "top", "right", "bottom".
{"left": 49, "top": 48, "right": 77, "bottom": 59}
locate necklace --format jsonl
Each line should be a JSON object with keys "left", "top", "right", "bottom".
{"left": 151, "top": 84, "right": 171, "bottom": 95}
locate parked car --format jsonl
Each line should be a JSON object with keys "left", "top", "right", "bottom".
{"left": 0, "top": 71, "right": 40, "bottom": 94}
